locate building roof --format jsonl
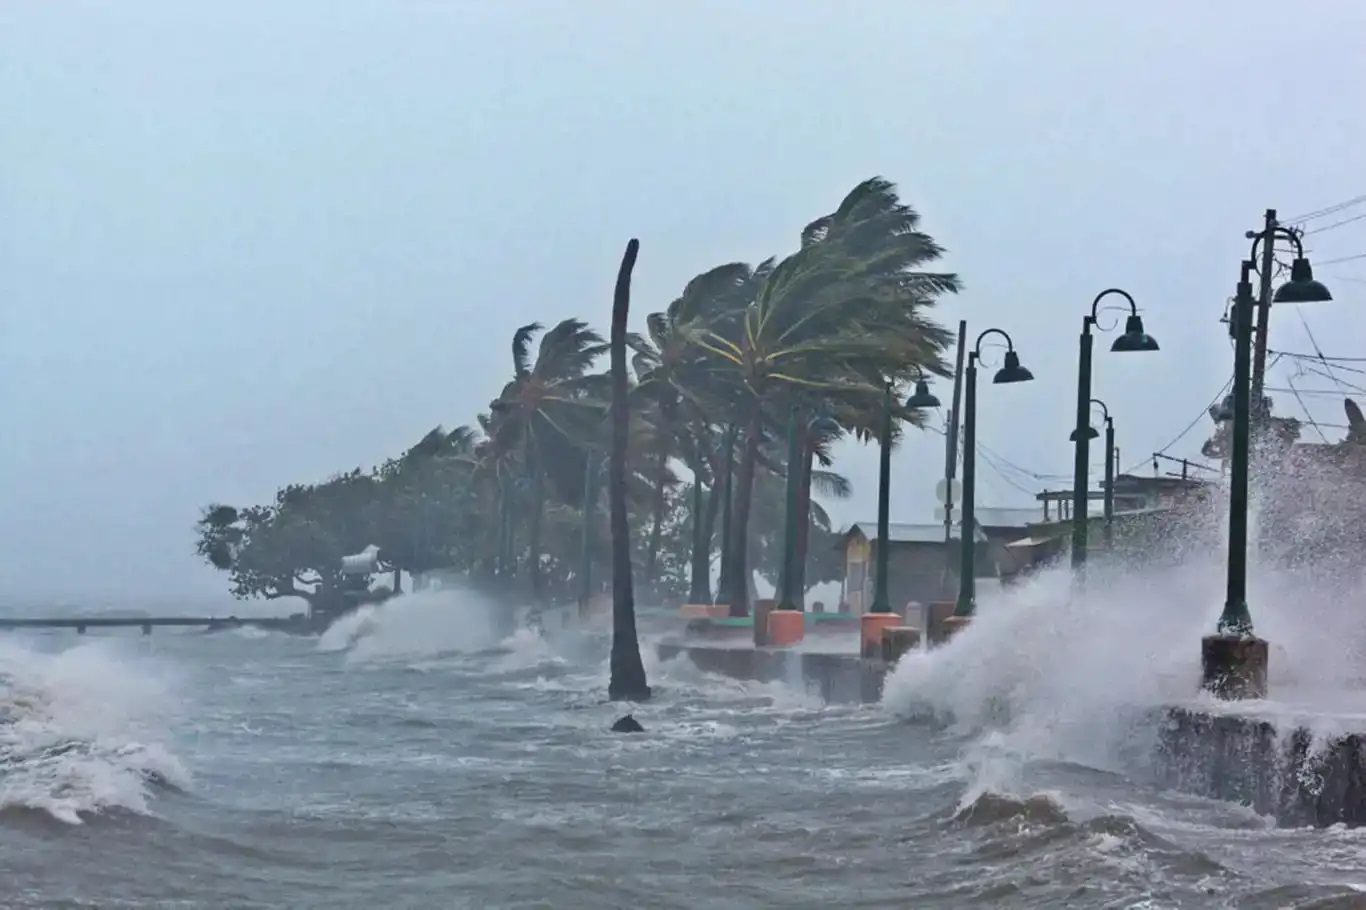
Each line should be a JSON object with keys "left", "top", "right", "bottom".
{"left": 972, "top": 507, "right": 1042, "bottom": 528}
{"left": 843, "top": 521, "right": 988, "bottom": 545}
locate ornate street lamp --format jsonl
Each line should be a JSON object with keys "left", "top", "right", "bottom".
{"left": 956, "top": 330, "right": 1034, "bottom": 617}
{"left": 1204, "top": 252, "right": 1332, "bottom": 700}
{"left": 1072, "top": 290, "right": 1158, "bottom": 572}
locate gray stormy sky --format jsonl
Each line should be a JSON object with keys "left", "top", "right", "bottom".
{"left": 2, "top": 1, "right": 1364, "bottom": 610}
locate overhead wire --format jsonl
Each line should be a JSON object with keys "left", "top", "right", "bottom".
{"left": 1285, "top": 195, "right": 1366, "bottom": 224}
{"left": 1304, "top": 212, "right": 1366, "bottom": 235}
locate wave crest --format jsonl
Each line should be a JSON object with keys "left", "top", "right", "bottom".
{"left": 0, "top": 640, "right": 189, "bottom": 824}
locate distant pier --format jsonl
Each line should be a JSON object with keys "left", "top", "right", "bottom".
{"left": 0, "top": 615, "right": 316, "bottom": 635}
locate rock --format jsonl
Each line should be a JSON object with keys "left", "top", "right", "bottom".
{"left": 611, "top": 714, "right": 644, "bottom": 733}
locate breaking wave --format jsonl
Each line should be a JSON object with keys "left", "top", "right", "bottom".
{"left": 0, "top": 639, "right": 188, "bottom": 824}
{"left": 316, "top": 587, "right": 504, "bottom": 662}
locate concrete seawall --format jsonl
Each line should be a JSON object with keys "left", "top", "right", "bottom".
{"left": 1155, "top": 706, "right": 1366, "bottom": 827}
{"left": 659, "top": 640, "right": 1366, "bottom": 829}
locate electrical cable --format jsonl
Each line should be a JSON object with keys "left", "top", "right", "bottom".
{"left": 1285, "top": 195, "right": 1366, "bottom": 224}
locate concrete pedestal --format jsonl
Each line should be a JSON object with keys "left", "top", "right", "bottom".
{"left": 753, "top": 599, "right": 777, "bottom": 648}
{"left": 860, "top": 611, "right": 903, "bottom": 658}
{"left": 925, "top": 602, "right": 958, "bottom": 647}
{"left": 880, "top": 626, "right": 921, "bottom": 664}
{"left": 1201, "top": 634, "right": 1269, "bottom": 700}
{"left": 931, "top": 614, "right": 972, "bottom": 645}
{"left": 767, "top": 610, "right": 805, "bottom": 647}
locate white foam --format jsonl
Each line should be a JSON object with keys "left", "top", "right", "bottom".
{"left": 0, "top": 639, "right": 188, "bottom": 823}
{"left": 316, "top": 588, "right": 502, "bottom": 663}
{"left": 880, "top": 477, "right": 1366, "bottom": 793}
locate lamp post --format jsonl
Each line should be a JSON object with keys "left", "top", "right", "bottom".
{"left": 1204, "top": 252, "right": 1331, "bottom": 700}
{"left": 956, "top": 330, "right": 1034, "bottom": 618}
{"left": 1071, "top": 290, "right": 1159, "bottom": 573}
{"left": 867, "top": 376, "right": 942, "bottom": 614}
{"left": 776, "top": 407, "right": 803, "bottom": 612}
{"left": 1070, "top": 399, "right": 1115, "bottom": 548}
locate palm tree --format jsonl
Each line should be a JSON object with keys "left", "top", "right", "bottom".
{"left": 628, "top": 263, "right": 755, "bottom": 587}
{"left": 608, "top": 239, "right": 650, "bottom": 702}
{"left": 485, "top": 319, "right": 609, "bottom": 598}
{"left": 686, "top": 178, "right": 959, "bottom": 615}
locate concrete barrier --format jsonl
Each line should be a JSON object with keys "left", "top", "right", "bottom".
{"left": 1155, "top": 706, "right": 1366, "bottom": 828}
{"left": 656, "top": 642, "right": 886, "bottom": 705}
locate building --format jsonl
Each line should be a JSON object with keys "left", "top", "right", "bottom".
{"left": 837, "top": 513, "right": 1035, "bottom": 614}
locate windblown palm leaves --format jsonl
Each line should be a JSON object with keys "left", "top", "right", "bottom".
{"left": 197, "top": 176, "right": 960, "bottom": 615}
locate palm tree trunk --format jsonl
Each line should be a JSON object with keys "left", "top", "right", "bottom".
{"left": 527, "top": 455, "right": 545, "bottom": 600}
{"left": 726, "top": 403, "right": 763, "bottom": 617}
{"left": 644, "top": 442, "right": 668, "bottom": 587}
{"left": 793, "top": 440, "right": 815, "bottom": 609}
{"left": 713, "top": 425, "right": 736, "bottom": 609}
{"left": 687, "top": 460, "right": 711, "bottom": 603}
{"left": 608, "top": 238, "right": 650, "bottom": 702}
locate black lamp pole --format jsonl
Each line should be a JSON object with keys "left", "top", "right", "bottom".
{"left": 1103, "top": 413, "right": 1116, "bottom": 549}
{"left": 1220, "top": 261, "right": 1256, "bottom": 637}
{"left": 1204, "top": 234, "right": 1331, "bottom": 700}
{"left": 776, "top": 406, "right": 803, "bottom": 612}
{"left": 1071, "top": 289, "right": 1159, "bottom": 573}
{"left": 866, "top": 376, "right": 942, "bottom": 615}
{"left": 956, "top": 329, "right": 1035, "bottom": 618}
{"left": 869, "top": 385, "right": 895, "bottom": 614}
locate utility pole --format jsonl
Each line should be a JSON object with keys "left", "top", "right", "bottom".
{"left": 1250, "top": 208, "right": 1278, "bottom": 420}
{"left": 941, "top": 320, "right": 967, "bottom": 593}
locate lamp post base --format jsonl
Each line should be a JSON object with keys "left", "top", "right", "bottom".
{"left": 1201, "top": 634, "right": 1268, "bottom": 700}
{"left": 936, "top": 615, "right": 973, "bottom": 645}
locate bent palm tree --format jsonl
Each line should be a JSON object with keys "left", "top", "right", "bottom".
{"left": 609, "top": 239, "right": 650, "bottom": 702}
{"left": 486, "top": 319, "right": 609, "bottom": 598}
{"left": 689, "top": 178, "right": 959, "bottom": 615}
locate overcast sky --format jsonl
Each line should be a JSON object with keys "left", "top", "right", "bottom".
{"left": 3, "top": 1, "right": 1364, "bottom": 609}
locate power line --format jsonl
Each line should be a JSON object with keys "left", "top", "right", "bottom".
{"left": 1269, "top": 347, "right": 1366, "bottom": 364}
{"left": 1284, "top": 375, "right": 1330, "bottom": 443}
{"left": 1147, "top": 375, "right": 1234, "bottom": 462}
{"left": 1305, "top": 212, "right": 1366, "bottom": 235}
{"left": 1286, "top": 195, "right": 1366, "bottom": 224}
{"left": 1316, "top": 252, "right": 1366, "bottom": 266}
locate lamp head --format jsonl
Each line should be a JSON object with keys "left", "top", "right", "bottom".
{"left": 807, "top": 415, "right": 842, "bottom": 437}
{"left": 1273, "top": 257, "right": 1332, "bottom": 304}
{"left": 1110, "top": 313, "right": 1160, "bottom": 352}
{"left": 993, "top": 350, "right": 1034, "bottom": 384}
{"left": 904, "top": 378, "right": 942, "bottom": 409}
{"left": 1069, "top": 425, "right": 1100, "bottom": 442}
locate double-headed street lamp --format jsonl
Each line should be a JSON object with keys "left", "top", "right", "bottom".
{"left": 1070, "top": 398, "right": 1116, "bottom": 548}
{"left": 956, "top": 329, "right": 1034, "bottom": 618}
{"left": 865, "top": 375, "right": 942, "bottom": 614}
{"left": 1071, "top": 290, "right": 1159, "bottom": 571}
{"left": 1204, "top": 243, "right": 1331, "bottom": 699}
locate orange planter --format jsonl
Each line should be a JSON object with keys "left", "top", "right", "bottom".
{"left": 860, "top": 612, "right": 903, "bottom": 658}
{"left": 679, "top": 603, "right": 730, "bottom": 620}
{"left": 767, "top": 610, "right": 805, "bottom": 647}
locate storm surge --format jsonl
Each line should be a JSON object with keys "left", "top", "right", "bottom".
{"left": 0, "top": 639, "right": 188, "bottom": 824}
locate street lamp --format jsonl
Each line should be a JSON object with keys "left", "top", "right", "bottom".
{"left": 956, "top": 330, "right": 1034, "bottom": 618}
{"left": 1072, "top": 290, "right": 1158, "bottom": 573}
{"left": 867, "top": 374, "right": 942, "bottom": 614}
{"left": 1204, "top": 252, "right": 1332, "bottom": 699}
{"left": 777, "top": 406, "right": 804, "bottom": 612}
{"left": 1070, "top": 398, "right": 1116, "bottom": 548}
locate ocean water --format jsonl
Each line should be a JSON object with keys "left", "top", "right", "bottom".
{"left": 5, "top": 581, "right": 1366, "bottom": 909}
